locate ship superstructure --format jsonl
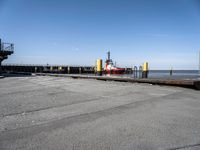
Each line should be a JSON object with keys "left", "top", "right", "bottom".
{"left": 104, "top": 51, "right": 125, "bottom": 74}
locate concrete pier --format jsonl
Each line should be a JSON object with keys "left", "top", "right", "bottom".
{"left": 36, "top": 73, "right": 200, "bottom": 90}
{"left": 1, "top": 76, "right": 200, "bottom": 150}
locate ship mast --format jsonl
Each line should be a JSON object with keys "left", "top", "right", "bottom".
{"left": 107, "top": 51, "right": 110, "bottom": 61}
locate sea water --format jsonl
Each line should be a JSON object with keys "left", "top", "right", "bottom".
{"left": 148, "top": 70, "right": 200, "bottom": 79}
{"left": 111, "top": 70, "right": 200, "bottom": 80}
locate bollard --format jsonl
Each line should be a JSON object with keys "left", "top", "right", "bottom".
{"left": 96, "top": 59, "right": 102, "bottom": 76}
{"left": 94, "top": 66, "right": 97, "bottom": 75}
{"left": 170, "top": 67, "right": 173, "bottom": 76}
{"left": 58, "top": 67, "right": 62, "bottom": 73}
{"left": 79, "top": 67, "right": 82, "bottom": 74}
{"left": 50, "top": 66, "right": 53, "bottom": 73}
{"left": 67, "top": 66, "right": 70, "bottom": 74}
{"left": 142, "top": 62, "right": 148, "bottom": 78}
{"left": 139, "top": 66, "right": 143, "bottom": 78}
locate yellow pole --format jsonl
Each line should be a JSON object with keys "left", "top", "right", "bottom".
{"left": 96, "top": 59, "right": 102, "bottom": 76}
{"left": 142, "top": 62, "right": 149, "bottom": 78}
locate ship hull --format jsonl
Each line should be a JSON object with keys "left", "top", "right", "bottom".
{"left": 104, "top": 51, "right": 125, "bottom": 75}
{"left": 104, "top": 68, "right": 125, "bottom": 74}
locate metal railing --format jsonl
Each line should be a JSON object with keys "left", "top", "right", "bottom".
{"left": 0, "top": 38, "right": 14, "bottom": 52}
{"left": 0, "top": 43, "right": 14, "bottom": 52}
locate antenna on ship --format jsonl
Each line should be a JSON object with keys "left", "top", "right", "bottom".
{"left": 107, "top": 51, "right": 110, "bottom": 60}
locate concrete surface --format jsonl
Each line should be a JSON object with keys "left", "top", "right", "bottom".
{"left": 0, "top": 76, "right": 200, "bottom": 150}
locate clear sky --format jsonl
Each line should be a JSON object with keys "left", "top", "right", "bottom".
{"left": 0, "top": 0, "right": 200, "bottom": 69}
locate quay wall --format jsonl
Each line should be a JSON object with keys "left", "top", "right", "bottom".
{"left": 1, "top": 64, "right": 133, "bottom": 74}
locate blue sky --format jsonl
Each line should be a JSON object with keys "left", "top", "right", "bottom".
{"left": 0, "top": 0, "right": 200, "bottom": 69}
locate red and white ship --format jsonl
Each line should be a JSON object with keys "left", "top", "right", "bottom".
{"left": 104, "top": 51, "right": 125, "bottom": 74}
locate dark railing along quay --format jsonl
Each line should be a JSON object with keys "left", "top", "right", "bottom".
{"left": 1, "top": 64, "right": 96, "bottom": 74}
{"left": 1, "top": 63, "right": 134, "bottom": 74}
